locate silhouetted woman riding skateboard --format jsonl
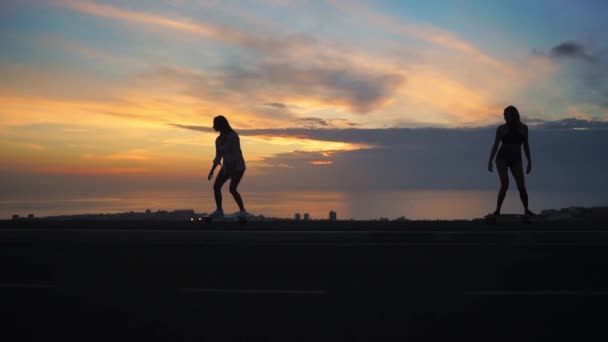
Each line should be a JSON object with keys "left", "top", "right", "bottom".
{"left": 207, "top": 115, "right": 247, "bottom": 220}
{"left": 488, "top": 105, "right": 535, "bottom": 217}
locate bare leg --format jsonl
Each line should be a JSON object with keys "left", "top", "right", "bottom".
{"left": 229, "top": 171, "right": 246, "bottom": 212}
{"left": 495, "top": 160, "right": 509, "bottom": 215}
{"left": 509, "top": 162, "right": 532, "bottom": 214}
{"left": 213, "top": 170, "right": 230, "bottom": 211}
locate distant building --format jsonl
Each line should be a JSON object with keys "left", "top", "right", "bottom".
{"left": 12, "top": 214, "right": 20, "bottom": 221}
{"left": 173, "top": 209, "right": 196, "bottom": 216}
{"left": 295, "top": 213, "right": 301, "bottom": 221}
{"left": 303, "top": 213, "right": 310, "bottom": 221}
{"left": 27, "top": 213, "right": 35, "bottom": 219}
{"left": 155, "top": 210, "right": 169, "bottom": 217}
{"left": 329, "top": 211, "right": 337, "bottom": 221}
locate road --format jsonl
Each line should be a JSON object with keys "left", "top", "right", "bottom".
{"left": 2, "top": 220, "right": 608, "bottom": 340}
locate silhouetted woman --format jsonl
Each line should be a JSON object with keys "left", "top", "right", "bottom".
{"left": 488, "top": 105, "right": 534, "bottom": 216}
{"left": 208, "top": 115, "right": 247, "bottom": 218}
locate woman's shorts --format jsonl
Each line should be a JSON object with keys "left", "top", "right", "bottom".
{"left": 220, "top": 167, "right": 245, "bottom": 179}
{"left": 496, "top": 147, "right": 522, "bottom": 167}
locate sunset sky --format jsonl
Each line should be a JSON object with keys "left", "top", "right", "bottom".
{"left": 1, "top": 0, "right": 607, "bottom": 199}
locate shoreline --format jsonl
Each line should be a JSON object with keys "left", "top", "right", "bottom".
{"left": 5, "top": 205, "right": 608, "bottom": 225}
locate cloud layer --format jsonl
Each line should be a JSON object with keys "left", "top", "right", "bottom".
{"left": 168, "top": 118, "right": 608, "bottom": 191}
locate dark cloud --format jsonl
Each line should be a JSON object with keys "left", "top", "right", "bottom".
{"left": 129, "top": 10, "right": 405, "bottom": 114}
{"left": 172, "top": 117, "right": 608, "bottom": 144}
{"left": 247, "top": 122, "right": 608, "bottom": 192}
{"left": 296, "top": 117, "right": 329, "bottom": 128}
{"left": 534, "top": 117, "right": 608, "bottom": 130}
{"left": 140, "top": 61, "right": 403, "bottom": 114}
{"left": 525, "top": 117, "right": 608, "bottom": 130}
{"left": 169, "top": 124, "right": 214, "bottom": 133}
{"left": 291, "top": 117, "right": 360, "bottom": 129}
{"left": 522, "top": 117, "right": 547, "bottom": 125}
{"left": 175, "top": 118, "right": 608, "bottom": 191}
{"left": 171, "top": 117, "right": 608, "bottom": 191}
{"left": 171, "top": 124, "right": 429, "bottom": 146}
{"left": 134, "top": 14, "right": 405, "bottom": 114}
{"left": 221, "top": 63, "right": 404, "bottom": 113}
{"left": 264, "top": 102, "right": 287, "bottom": 109}
{"left": 334, "top": 119, "right": 361, "bottom": 127}
{"left": 550, "top": 41, "right": 594, "bottom": 62}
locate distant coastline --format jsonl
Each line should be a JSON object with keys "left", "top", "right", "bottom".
{"left": 4, "top": 190, "right": 608, "bottom": 221}
{"left": 7, "top": 206, "right": 608, "bottom": 223}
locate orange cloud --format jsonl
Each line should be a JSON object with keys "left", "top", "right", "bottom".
{"left": 81, "top": 150, "right": 151, "bottom": 161}
{"left": 310, "top": 161, "right": 333, "bottom": 165}
{"left": 59, "top": 0, "right": 268, "bottom": 48}
{"left": 247, "top": 134, "right": 371, "bottom": 152}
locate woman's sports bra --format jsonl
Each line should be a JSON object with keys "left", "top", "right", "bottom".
{"left": 501, "top": 125, "right": 525, "bottom": 144}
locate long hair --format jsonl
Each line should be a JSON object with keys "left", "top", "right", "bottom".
{"left": 504, "top": 105, "right": 521, "bottom": 130}
{"left": 213, "top": 115, "right": 234, "bottom": 135}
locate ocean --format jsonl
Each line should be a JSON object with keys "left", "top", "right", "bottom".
{"left": 2, "top": 190, "right": 608, "bottom": 221}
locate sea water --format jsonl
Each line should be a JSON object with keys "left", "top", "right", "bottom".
{"left": 2, "top": 190, "right": 607, "bottom": 220}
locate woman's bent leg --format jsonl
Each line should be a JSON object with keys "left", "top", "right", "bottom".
{"left": 213, "top": 171, "right": 230, "bottom": 211}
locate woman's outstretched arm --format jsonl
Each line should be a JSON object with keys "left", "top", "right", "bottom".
{"left": 488, "top": 126, "right": 501, "bottom": 172}
{"left": 208, "top": 140, "right": 221, "bottom": 180}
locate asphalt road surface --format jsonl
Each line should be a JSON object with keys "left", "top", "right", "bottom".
{"left": 2, "top": 220, "right": 608, "bottom": 341}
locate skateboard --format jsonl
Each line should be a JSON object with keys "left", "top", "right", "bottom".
{"left": 201, "top": 213, "right": 247, "bottom": 225}
{"left": 485, "top": 213, "right": 532, "bottom": 225}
